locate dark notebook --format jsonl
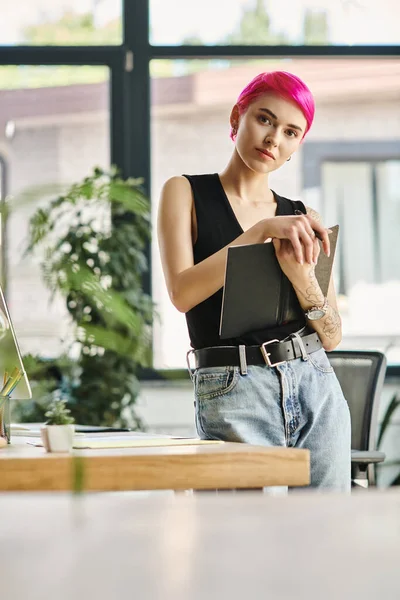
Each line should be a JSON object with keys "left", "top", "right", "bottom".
{"left": 219, "top": 225, "right": 339, "bottom": 339}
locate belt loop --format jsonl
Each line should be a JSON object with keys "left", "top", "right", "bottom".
{"left": 292, "top": 332, "right": 309, "bottom": 361}
{"left": 238, "top": 345, "right": 248, "bottom": 375}
{"left": 186, "top": 349, "right": 195, "bottom": 381}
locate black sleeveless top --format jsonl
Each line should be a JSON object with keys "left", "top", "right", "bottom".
{"left": 183, "top": 173, "right": 308, "bottom": 350}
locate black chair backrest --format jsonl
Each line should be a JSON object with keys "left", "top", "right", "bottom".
{"left": 327, "top": 350, "right": 387, "bottom": 452}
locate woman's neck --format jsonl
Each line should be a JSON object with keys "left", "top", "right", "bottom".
{"left": 219, "top": 153, "right": 273, "bottom": 205}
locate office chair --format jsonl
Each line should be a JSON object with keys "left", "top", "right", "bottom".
{"left": 327, "top": 350, "right": 387, "bottom": 488}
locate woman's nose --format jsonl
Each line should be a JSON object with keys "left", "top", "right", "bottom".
{"left": 264, "top": 130, "right": 279, "bottom": 145}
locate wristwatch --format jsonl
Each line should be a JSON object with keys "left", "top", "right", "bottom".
{"left": 305, "top": 297, "right": 328, "bottom": 321}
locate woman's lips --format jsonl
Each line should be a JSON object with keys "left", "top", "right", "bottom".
{"left": 256, "top": 149, "right": 275, "bottom": 160}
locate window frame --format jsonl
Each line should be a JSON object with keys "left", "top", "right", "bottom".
{"left": 0, "top": 0, "right": 398, "bottom": 378}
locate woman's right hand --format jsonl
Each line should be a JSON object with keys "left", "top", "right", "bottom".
{"left": 263, "top": 213, "right": 330, "bottom": 265}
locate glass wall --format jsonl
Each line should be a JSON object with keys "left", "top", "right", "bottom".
{"left": 150, "top": 0, "right": 400, "bottom": 46}
{"left": 1, "top": 0, "right": 399, "bottom": 371}
{"left": 0, "top": 65, "right": 110, "bottom": 358}
{"left": 0, "top": 0, "right": 122, "bottom": 45}
{"left": 151, "top": 57, "right": 400, "bottom": 367}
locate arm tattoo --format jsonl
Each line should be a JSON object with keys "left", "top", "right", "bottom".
{"left": 301, "top": 267, "right": 342, "bottom": 340}
{"left": 322, "top": 304, "right": 342, "bottom": 339}
{"left": 304, "top": 267, "right": 324, "bottom": 305}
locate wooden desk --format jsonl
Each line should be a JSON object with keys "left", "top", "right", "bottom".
{"left": 0, "top": 489, "right": 399, "bottom": 599}
{"left": 0, "top": 436, "right": 310, "bottom": 491}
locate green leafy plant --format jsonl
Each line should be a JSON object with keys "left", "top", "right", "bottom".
{"left": 45, "top": 397, "right": 74, "bottom": 426}
{"left": 376, "top": 392, "right": 400, "bottom": 486}
{"left": 11, "top": 353, "right": 77, "bottom": 423}
{"left": 19, "top": 166, "right": 155, "bottom": 428}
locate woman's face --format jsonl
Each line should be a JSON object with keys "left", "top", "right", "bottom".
{"left": 232, "top": 92, "right": 307, "bottom": 174}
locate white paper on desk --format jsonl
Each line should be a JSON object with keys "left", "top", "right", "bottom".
{"left": 27, "top": 437, "right": 224, "bottom": 449}
{"left": 12, "top": 426, "right": 183, "bottom": 440}
{"left": 72, "top": 437, "right": 224, "bottom": 449}
{"left": 10, "top": 424, "right": 42, "bottom": 437}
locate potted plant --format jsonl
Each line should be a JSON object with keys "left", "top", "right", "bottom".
{"left": 376, "top": 392, "right": 400, "bottom": 486}
{"left": 20, "top": 166, "right": 154, "bottom": 429}
{"left": 41, "top": 397, "right": 75, "bottom": 453}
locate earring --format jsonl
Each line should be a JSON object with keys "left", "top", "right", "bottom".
{"left": 287, "top": 156, "right": 291, "bottom": 162}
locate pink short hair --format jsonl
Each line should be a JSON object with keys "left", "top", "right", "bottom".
{"left": 230, "top": 70, "right": 315, "bottom": 141}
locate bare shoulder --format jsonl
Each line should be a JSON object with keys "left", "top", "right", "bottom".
{"left": 158, "top": 176, "right": 194, "bottom": 237}
{"left": 161, "top": 175, "right": 192, "bottom": 202}
{"left": 305, "top": 205, "right": 322, "bottom": 223}
{"left": 157, "top": 175, "right": 196, "bottom": 297}
{"left": 158, "top": 176, "right": 193, "bottom": 236}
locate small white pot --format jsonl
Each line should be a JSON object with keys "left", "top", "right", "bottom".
{"left": 41, "top": 424, "right": 75, "bottom": 453}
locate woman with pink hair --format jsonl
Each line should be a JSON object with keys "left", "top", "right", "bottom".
{"left": 157, "top": 71, "right": 350, "bottom": 491}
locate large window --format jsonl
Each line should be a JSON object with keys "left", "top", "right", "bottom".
{"left": 0, "top": 157, "right": 6, "bottom": 289}
{"left": 322, "top": 160, "right": 400, "bottom": 356}
{"left": 1, "top": 0, "right": 399, "bottom": 371}
{"left": 0, "top": 0, "right": 122, "bottom": 45}
{"left": 150, "top": 0, "right": 400, "bottom": 46}
{"left": 322, "top": 161, "right": 400, "bottom": 292}
{"left": 0, "top": 66, "right": 110, "bottom": 358}
{"left": 151, "top": 57, "right": 400, "bottom": 368}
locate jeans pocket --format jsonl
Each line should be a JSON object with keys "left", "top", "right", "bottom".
{"left": 308, "top": 348, "right": 334, "bottom": 373}
{"left": 194, "top": 366, "right": 239, "bottom": 400}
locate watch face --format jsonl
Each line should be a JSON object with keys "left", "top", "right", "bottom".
{"left": 307, "top": 308, "right": 326, "bottom": 321}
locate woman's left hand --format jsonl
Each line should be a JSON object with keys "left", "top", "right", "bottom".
{"left": 272, "top": 235, "right": 342, "bottom": 352}
{"left": 272, "top": 237, "right": 320, "bottom": 288}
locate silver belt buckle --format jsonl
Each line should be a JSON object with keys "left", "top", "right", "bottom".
{"left": 186, "top": 349, "right": 195, "bottom": 381}
{"left": 260, "top": 339, "right": 285, "bottom": 368}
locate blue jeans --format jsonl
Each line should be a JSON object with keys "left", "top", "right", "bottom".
{"left": 193, "top": 348, "right": 351, "bottom": 492}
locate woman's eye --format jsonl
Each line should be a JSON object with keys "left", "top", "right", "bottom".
{"left": 286, "top": 129, "right": 297, "bottom": 137}
{"left": 259, "top": 115, "right": 270, "bottom": 124}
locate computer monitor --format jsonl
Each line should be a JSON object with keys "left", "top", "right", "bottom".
{"left": 0, "top": 285, "right": 32, "bottom": 400}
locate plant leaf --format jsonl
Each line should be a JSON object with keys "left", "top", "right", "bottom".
{"left": 377, "top": 393, "right": 400, "bottom": 449}
{"left": 389, "top": 471, "right": 400, "bottom": 486}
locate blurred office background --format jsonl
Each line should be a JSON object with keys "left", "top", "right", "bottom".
{"left": 0, "top": 0, "right": 399, "bottom": 484}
